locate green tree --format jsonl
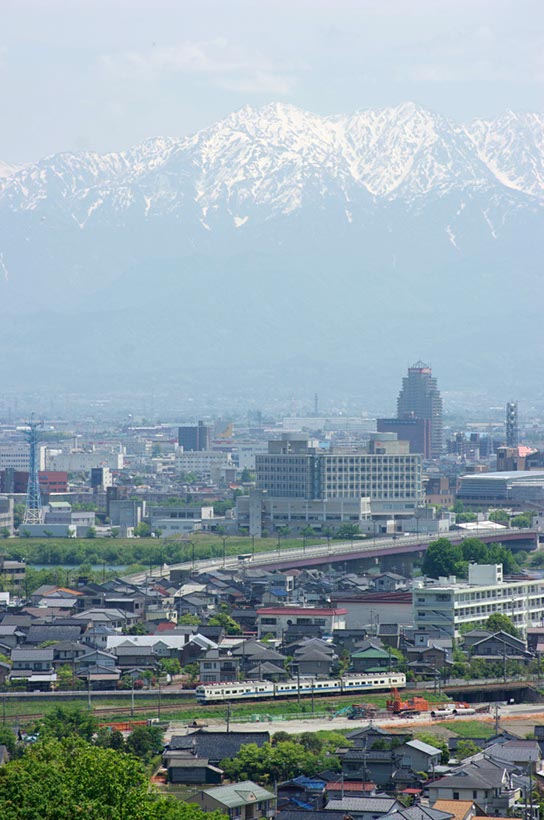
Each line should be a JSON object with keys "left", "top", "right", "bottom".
{"left": 208, "top": 612, "right": 242, "bottom": 635}
{"left": 159, "top": 658, "right": 182, "bottom": 676}
{"left": 422, "top": 538, "right": 464, "bottom": 578}
{"left": 134, "top": 522, "right": 152, "bottom": 537}
{"left": 511, "top": 512, "right": 533, "bottom": 528}
{"left": 38, "top": 704, "right": 98, "bottom": 742}
{"left": 299, "top": 732, "right": 323, "bottom": 754}
{"left": 489, "top": 509, "right": 510, "bottom": 525}
{"left": 221, "top": 740, "right": 340, "bottom": 783}
{"left": 87, "top": 526, "right": 97, "bottom": 539}
{"left": 456, "top": 739, "right": 480, "bottom": 760}
{"left": 0, "top": 527, "right": 10, "bottom": 539}
{"left": 0, "top": 737, "right": 220, "bottom": 820}
{"left": 125, "top": 725, "right": 164, "bottom": 761}
{"left": 485, "top": 612, "right": 519, "bottom": 637}
{"left": 109, "top": 729, "right": 125, "bottom": 751}
{"left": 461, "top": 538, "right": 488, "bottom": 564}
{"left": 335, "top": 522, "right": 360, "bottom": 540}
{"left": 56, "top": 664, "right": 76, "bottom": 690}
{"left": 178, "top": 613, "right": 201, "bottom": 625}
{"left": 0, "top": 726, "right": 17, "bottom": 756}
{"left": 183, "top": 662, "right": 199, "bottom": 685}
{"left": 240, "top": 468, "right": 254, "bottom": 483}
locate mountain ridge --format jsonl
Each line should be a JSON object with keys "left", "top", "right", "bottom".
{"left": 1, "top": 101, "right": 543, "bottom": 396}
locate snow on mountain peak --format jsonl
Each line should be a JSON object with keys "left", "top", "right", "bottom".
{"left": 0, "top": 102, "right": 543, "bottom": 230}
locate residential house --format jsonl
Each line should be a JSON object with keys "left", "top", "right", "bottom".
{"left": 10, "top": 647, "right": 56, "bottom": 689}
{"left": 372, "top": 573, "right": 407, "bottom": 592}
{"left": 162, "top": 752, "right": 223, "bottom": 785}
{"left": 199, "top": 649, "right": 240, "bottom": 683}
{"left": 189, "top": 781, "right": 276, "bottom": 819}
{"left": 405, "top": 644, "right": 452, "bottom": 678}
{"left": 278, "top": 775, "right": 327, "bottom": 810}
{"left": 350, "top": 642, "right": 394, "bottom": 674}
{"left": 461, "top": 630, "right": 492, "bottom": 649}
{"left": 246, "top": 661, "right": 288, "bottom": 681}
{"left": 324, "top": 796, "right": 402, "bottom": 820}
{"left": 112, "top": 644, "right": 158, "bottom": 670}
{"left": 256, "top": 607, "right": 347, "bottom": 640}
{"left": 428, "top": 758, "right": 521, "bottom": 815}
{"left": 52, "top": 641, "right": 87, "bottom": 668}
{"left": 25, "top": 624, "right": 83, "bottom": 645}
{"left": 167, "top": 731, "right": 270, "bottom": 767}
{"left": 398, "top": 739, "right": 442, "bottom": 774}
{"left": 468, "top": 632, "right": 534, "bottom": 663}
{"left": 294, "top": 647, "right": 336, "bottom": 678}
{"left": 0, "top": 625, "right": 26, "bottom": 649}
{"left": 481, "top": 739, "right": 542, "bottom": 774}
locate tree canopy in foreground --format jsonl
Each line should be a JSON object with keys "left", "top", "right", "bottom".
{"left": 0, "top": 737, "right": 225, "bottom": 820}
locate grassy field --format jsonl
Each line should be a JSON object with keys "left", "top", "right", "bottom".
{"left": 448, "top": 720, "right": 496, "bottom": 738}
{"left": 11, "top": 532, "right": 321, "bottom": 571}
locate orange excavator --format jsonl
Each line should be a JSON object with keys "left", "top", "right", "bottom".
{"left": 386, "top": 688, "right": 430, "bottom": 715}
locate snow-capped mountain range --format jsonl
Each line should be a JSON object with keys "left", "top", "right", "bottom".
{"left": 1, "top": 102, "right": 544, "bottom": 395}
{"left": 2, "top": 102, "right": 544, "bottom": 230}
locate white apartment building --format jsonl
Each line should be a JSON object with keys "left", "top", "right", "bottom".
{"left": 175, "top": 449, "right": 234, "bottom": 483}
{"left": 0, "top": 443, "right": 46, "bottom": 471}
{"left": 413, "top": 563, "right": 544, "bottom": 637}
{"left": 46, "top": 450, "right": 124, "bottom": 472}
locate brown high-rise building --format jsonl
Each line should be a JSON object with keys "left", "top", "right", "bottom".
{"left": 396, "top": 361, "right": 443, "bottom": 459}
{"left": 377, "top": 416, "right": 431, "bottom": 459}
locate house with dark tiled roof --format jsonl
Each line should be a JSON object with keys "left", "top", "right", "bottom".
{"left": 167, "top": 730, "right": 270, "bottom": 767}
{"left": 428, "top": 758, "right": 521, "bottom": 815}
{"left": 324, "top": 796, "right": 402, "bottom": 820}
{"left": 162, "top": 752, "right": 223, "bottom": 785}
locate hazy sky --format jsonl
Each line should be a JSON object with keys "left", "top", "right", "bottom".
{"left": 2, "top": 0, "right": 544, "bottom": 162}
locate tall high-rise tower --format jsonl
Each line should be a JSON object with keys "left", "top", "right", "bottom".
{"left": 506, "top": 402, "right": 519, "bottom": 447}
{"left": 397, "top": 361, "right": 443, "bottom": 459}
{"left": 23, "top": 419, "right": 43, "bottom": 525}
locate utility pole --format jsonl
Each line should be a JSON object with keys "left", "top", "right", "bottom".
{"left": 226, "top": 700, "right": 231, "bottom": 732}
{"left": 131, "top": 680, "right": 135, "bottom": 717}
{"left": 494, "top": 702, "right": 501, "bottom": 735}
{"left": 158, "top": 679, "right": 161, "bottom": 720}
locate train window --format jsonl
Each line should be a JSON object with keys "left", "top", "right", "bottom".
{"left": 380, "top": 680, "right": 385, "bottom": 684}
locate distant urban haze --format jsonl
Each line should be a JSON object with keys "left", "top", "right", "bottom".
{"left": 0, "top": 0, "right": 542, "bottom": 408}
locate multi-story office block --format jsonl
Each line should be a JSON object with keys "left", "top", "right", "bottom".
{"left": 178, "top": 421, "right": 211, "bottom": 452}
{"left": 255, "top": 433, "right": 422, "bottom": 516}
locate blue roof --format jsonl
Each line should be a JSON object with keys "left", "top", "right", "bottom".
{"left": 271, "top": 588, "right": 289, "bottom": 597}
{"left": 292, "top": 775, "right": 326, "bottom": 789}
{"left": 291, "top": 798, "right": 315, "bottom": 810}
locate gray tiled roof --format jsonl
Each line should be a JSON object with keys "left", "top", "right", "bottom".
{"left": 326, "top": 797, "right": 398, "bottom": 812}
{"left": 169, "top": 731, "right": 269, "bottom": 762}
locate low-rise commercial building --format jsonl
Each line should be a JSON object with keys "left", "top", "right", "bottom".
{"left": 256, "top": 606, "right": 346, "bottom": 639}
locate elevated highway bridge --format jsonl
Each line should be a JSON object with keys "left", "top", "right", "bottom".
{"left": 132, "top": 527, "right": 539, "bottom": 584}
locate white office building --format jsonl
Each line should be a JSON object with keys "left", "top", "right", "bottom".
{"left": 0, "top": 443, "right": 46, "bottom": 471}
{"left": 413, "top": 563, "right": 544, "bottom": 637}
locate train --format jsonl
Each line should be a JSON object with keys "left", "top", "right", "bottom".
{"left": 195, "top": 672, "right": 406, "bottom": 704}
